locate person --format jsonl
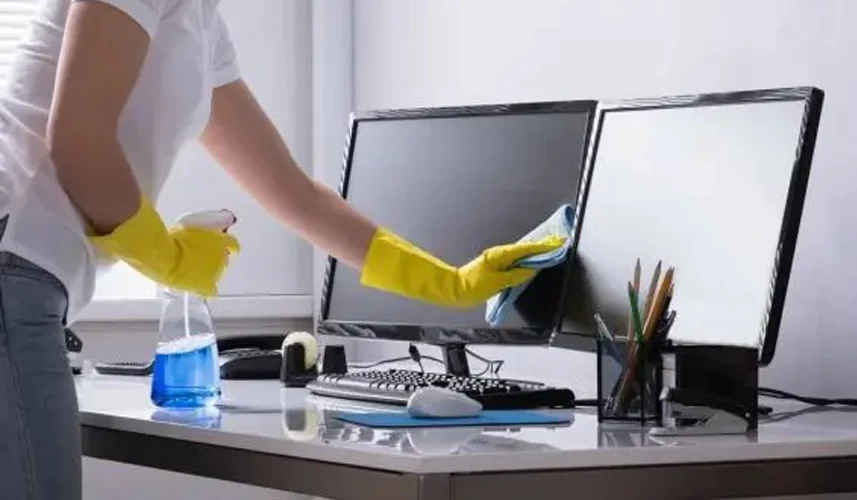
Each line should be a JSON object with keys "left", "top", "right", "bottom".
{"left": 0, "top": 0, "right": 564, "bottom": 498}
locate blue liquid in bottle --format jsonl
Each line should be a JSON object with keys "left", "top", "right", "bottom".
{"left": 150, "top": 333, "right": 220, "bottom": 408}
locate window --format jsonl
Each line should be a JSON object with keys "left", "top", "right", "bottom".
{"left": 0, "top": 0, "right": 38, "bottom": 85}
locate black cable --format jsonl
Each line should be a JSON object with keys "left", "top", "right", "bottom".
{"left": 348, "top": 353, "right": 445, "bottom": 371}
{"left": 761, "top": 404, "right": 857, "bottom": 424}
{"left": 759, "top": 386, "right": 857, "bottom": 408}
{"left": 464, "top": 347, "right": 504, "bottom": 378}
{"left": 347, "top": 356, "right": 412, "bottom": 370}
{"left": 351, "top": 344, "right": 505, "bottom": 378}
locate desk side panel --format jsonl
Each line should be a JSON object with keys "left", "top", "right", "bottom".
{"left": 82, "top": 426, "right": 448, "bottom": 500}
{"left": 450, "top": 457, "right": 857, "bottom": 500}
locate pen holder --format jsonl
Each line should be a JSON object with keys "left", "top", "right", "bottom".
{"left": 597, "top": 336, "right": 663, "bottom": 425}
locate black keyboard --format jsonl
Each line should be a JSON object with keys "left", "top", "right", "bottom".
{"left": 306, "top": 369, "right": 576, "bottom": 409}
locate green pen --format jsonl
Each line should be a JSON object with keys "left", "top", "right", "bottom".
{"left": 627, "top": 282, "right": 644, "bottom": 344}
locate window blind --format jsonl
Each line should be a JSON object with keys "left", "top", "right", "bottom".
{"left": 0, "top": 0, "right": 37, "bottom": 84}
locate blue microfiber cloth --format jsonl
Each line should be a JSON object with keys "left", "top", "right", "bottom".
{"left": 334, "top": 410, "right": 570, "bottom": 428}
{"left": 485, "top": 204, "right": 574, "bottom": 327}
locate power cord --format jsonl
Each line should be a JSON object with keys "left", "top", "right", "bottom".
{"left": 348, "top": 343, "right": 504, "bottom": 377}
{"left": 347, "top": 353, "right": 445, "bottom": 371}
{"left": 761, "top": 402, "right": 857, "bottom": 424}
{"left": 759, "top": 386, "right": 857, "bottom": 408}
{"left": 464, "top": 347, "right": 505, "bottom": 378}
{"left": 407, "top": 343, "right": 451, "bottom": 372}
{"left": 347, "top": 344, "right": 446, "bottom": 372}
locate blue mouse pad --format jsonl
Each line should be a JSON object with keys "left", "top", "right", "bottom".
{"left": 334, "top": 410, "right": 571, "bottom": 428}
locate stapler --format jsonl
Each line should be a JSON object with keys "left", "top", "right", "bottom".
{"left": 650, "top": 387, "right": 751, "bottom": 436}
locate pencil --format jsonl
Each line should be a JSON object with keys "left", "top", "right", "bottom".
{"left": 642, "top": 260, "right": 662, "bottom": 326}
{"left": 649, "top": 282, "right": 675, "bottom": 354}
{"left": 614, "top": 266, "right": 675, "bottom": 412}
{"left": 642, "top": 267, "right": 674, "bottom": 340}
{"left": 627, "top": 258, "right": 641, "bottom": 339}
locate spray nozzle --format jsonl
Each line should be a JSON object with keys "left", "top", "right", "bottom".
{"left": 176, "top": 210, "right": 237, "bottom": 232}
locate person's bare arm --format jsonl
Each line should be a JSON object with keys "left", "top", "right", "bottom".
{"left": 200, "top": 79, "right": 377, "bottom": 269}
{"left": 47, "top": 1, "right": 148, "bottom": 235}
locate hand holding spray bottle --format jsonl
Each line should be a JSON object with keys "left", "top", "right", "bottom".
{"left": 150, "top": 209, "right": 237, "bottom": 408}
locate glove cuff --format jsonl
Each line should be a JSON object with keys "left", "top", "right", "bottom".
{"left": 359, "top": 226, "right": 459, "bottom": 306}
{"left": 88, "top": 197, "right": 177, "bottom": 276}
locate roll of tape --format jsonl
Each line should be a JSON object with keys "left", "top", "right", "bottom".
{"left": 282, "top": 331, "right": 318, "bottom": 369}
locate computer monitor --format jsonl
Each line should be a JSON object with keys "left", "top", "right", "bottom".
{"left": 318, "top": 101, "right": 597, "bottom": 369}
{"left": 555, "top": 87, "right": 823, "bottom": 367}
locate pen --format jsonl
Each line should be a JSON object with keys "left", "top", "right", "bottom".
{"left": 594, "top": 313, "right": 624, "bottom": 363}
{"left": 654, "top": 310, "right": 677, "bottom": 344}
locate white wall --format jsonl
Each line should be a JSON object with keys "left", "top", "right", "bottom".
{"left": 161, "top": 0, "right": 314, "bottom": 297}
{"left": 352, "top": 0, "right": 857, "bottom": 399}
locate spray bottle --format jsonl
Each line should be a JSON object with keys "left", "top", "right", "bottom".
{"left": 150, "top": 209, "right": 236, "bottom": 408}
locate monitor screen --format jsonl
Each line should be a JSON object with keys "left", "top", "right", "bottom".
{"left": 319, "top": 102, "right": 595, "bottom": 345}
{"left": 557, "top": 88, "right": 822, "bottom": 365}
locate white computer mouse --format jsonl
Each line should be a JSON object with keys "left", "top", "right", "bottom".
{"left": 406, "top": 386, "right": 483, "bottom": 418}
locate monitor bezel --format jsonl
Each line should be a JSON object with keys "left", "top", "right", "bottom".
{"left": 553, "top": 86, "right": 824, "bottom": 367}
{"left": 317, "top": 100, "right": 599, "bottom": 346}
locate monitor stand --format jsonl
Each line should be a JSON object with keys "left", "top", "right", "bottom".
{"left": 442, "top": 343, "right": 471, "bottom": 377}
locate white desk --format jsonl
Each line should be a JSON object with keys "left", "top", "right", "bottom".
{"left": 77, "top": 374, "right": 857, "bottom": 499}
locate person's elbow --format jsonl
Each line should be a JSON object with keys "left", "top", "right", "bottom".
{"left": 46, "top": 112, "right": 141, "bottom": 233}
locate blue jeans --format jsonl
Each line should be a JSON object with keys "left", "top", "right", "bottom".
{"left": 0, "top": 251, "right": 81, "bottom": 500}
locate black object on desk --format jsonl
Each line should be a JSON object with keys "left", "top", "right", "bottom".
{"left": 220, "top": 348, "right": 283, "bottom": 379}
{"left": 653, "top": 344, "right": 759, "bottom": 436}
{"left": 218, "top": 333, "right": 286, "bottom": 380}
{"left": 95, "top": 360, "right": 153, "bottom": 376}
{"left": 280, "top": 342, "right": 319, "bottom": 387}
{"left": 94, "top": 348, "right": 283, "bottom": 379}
{"left": 306, "top": 369, "right": 576, "bottom": 409}
{"left": 93, "top": 334, "right": 289, "bottom": 379}
{"left": 320, "top": 344, "right": 348, "bottom": 374}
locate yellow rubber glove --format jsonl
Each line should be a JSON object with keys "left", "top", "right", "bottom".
{"left": 360, "top": 227, "right": 566, "bottom": 308}
{"left": 88, "top": 198, "right": 239, "bottom": 297}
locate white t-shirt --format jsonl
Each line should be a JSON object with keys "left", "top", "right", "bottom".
{"left": 0, "top": 0, "right": 240, "bottom": 321}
